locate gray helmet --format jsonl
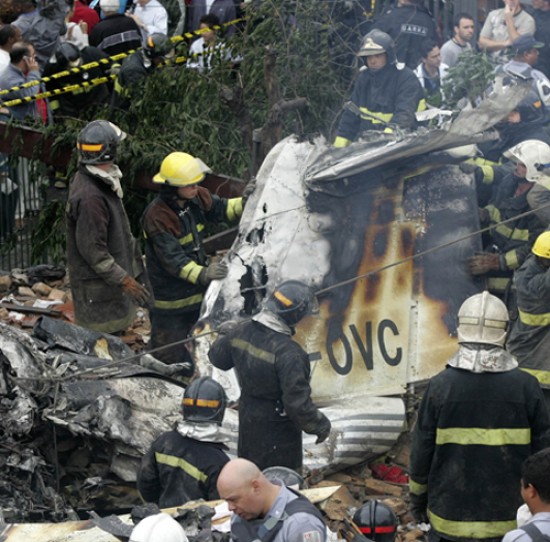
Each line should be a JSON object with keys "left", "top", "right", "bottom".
{"left": 76, "top": 120, "right": 126, "bottom": 164}
{"left": 358, "top": 30, "right": 396, "bottom": 63}
{"left": 143, "top": 32, "right": 174, "bottom": 59}
{"left": 182, "top": 376, "right": 226, "bottom": 425}
{"left": 262, "top": 466, "right": 304, "bottom": 489}
{"left": 55, "top": 41, "right": 80, "bottom": 69}
{"left": 265, "top": 280, "right": 318, "bottom": 327}
{"left": 457, "top": 291, "right": 509, "bottom": 347}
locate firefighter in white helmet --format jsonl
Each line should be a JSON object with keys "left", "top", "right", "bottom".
{"left": 410, "top": 291, "right": 550, "bottom": 541}
{"left": 508, "top": 231, "right": 550, "bottom": 408}
{"left": 129, "top": 513, "right": 187, "bottom": 542}
{"left": 141, "top": 152, "right": 244, "bottom": 376}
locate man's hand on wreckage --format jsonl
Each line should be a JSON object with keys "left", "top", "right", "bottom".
{"left": 121, "top": 275, "right": 151, "bottom": 306}
{"left": 468, "top": 253, "right": 501, "bottom": 275}
{"left": 198, "top": 261, "right": 228, "bottom": 286}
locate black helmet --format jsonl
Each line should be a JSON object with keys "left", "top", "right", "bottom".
{"left": 265, "top": 280, "right": 317, "bottom": 327}
{"left": 76, "top": 120, "right": 126, "bottom": 164}
{"left": 358, "top": 30, "right": 396, "bottom": 63}
{"left": 263, "top": 466, "right": 305, "bottom": 489}
{"left": 143, "top": 33, "right": 174, "bottom": 59}
{"left": 353, "top": 501, "right": 398, "bottom": 542}
{"left": 55, "top": 41, "right": 80, "bottom": 69}
{"left": 182, "top": 376, "right": 226, "bottom": 425}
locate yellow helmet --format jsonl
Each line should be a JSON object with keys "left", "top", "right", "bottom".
{"left": 532, "top": 231, "right": 550, "bottom": 259}
{"left": 153, "top": 152, "right": 212, "bottom": 187}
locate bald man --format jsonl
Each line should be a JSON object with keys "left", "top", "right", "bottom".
{"left": 217, "top": 459, "right": 326, "bottom": 542}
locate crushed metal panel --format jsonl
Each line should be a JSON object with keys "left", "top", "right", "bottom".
{"left": 0, "top": 520, "right": 122, "bottom": 542}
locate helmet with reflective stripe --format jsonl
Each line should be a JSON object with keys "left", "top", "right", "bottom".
{"left": 532, "top": 231, "right": 550, "bottom": 259}
{"left": 265, "top": 280, "right": 318, "bottom": 327}
{"left": 129, "top": 513, "right": 188, "bottom": 542}
{"left": 358, "top": 30, "right": 396, "bottom": 62}
{"left": 457, "top": 291, "right": 509, "bottom": 347}
{"left": 153, "top": 152, "right": 212, "bottom": 187}
{"left": 143, "top": 32, "right": 174, "bottom": 59}
{"left": 182, "top": 376, "right": 226, "bottom": 425}
{"left": 77, "top": 120, "right": 126, "bottom": 164}
{"left": 353, "top": 501, "right": 398, "bottom": 542}
{"left": 503, "top": 139, "right": 550, "bottom": 183}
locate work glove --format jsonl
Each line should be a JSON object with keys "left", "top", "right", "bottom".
{"left": 314, "top": 414, "right": 332, "bottom": 444}
{"left": 242, "top": 177, "right": 257, "bottom": 206}
{"left": 478, "top": 207, "right": 490, "bottom": 224}
{"left": 217, "top": 319, "right": 239, "bottom": 336}
{"left": 459, "top": 161, "right": 478, "bottom": 174}
{"left": 409, "top": 493, "right": 429, "bottom": 524}
{"left": 198, "top": 261, "right": 228, "bottom": 286}
{"left": 468, "top": 253, "right": 501, "bottom": 275}
{"left": 121, "top": 275, "right": 151, "bottom": 306}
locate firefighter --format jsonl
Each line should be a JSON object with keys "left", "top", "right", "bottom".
{"left": 217, "top": 458, "right": 327, "bottom": 542}
{"left": 111, "top": 32, "right": 174, "bottom": 112}
{"left": 66, "top": 120, "right": 150, "bottom": 334}
{"left": 508, "top": 231, "right": 550, "bottom": 407}
{"left": 208, "top": 280, "right": 331, "bottom": 471}
{"left": 137, "top": 377, "right": 230, "bottom": 507}
{"left": 129, "top": 513, "right": 188, "bottom": 542}
{"left": 353, "top": 501, "right": 399, "bottom": 542}
{"left": 141, "top": 151, "right": 243, "bottom": 375}
{"left": 409, "top": 291, "right": 550, "bottom": 542}
{"left": 468, "top": 140, "right": 546, "bottom": 298}
{"left": 333, "top": 29, "right": 425, "bottom": 148}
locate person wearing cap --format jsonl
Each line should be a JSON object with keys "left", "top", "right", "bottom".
{"left": 217, "top": 458, "right": 327, "bottom": 542}
{"left": 479, "top": 0, "right": 535, "bottom": 62}
{"left": 89, "top": 0, "right": 142, "bottom": 57}
{"left": 333, "top": 29, "right": 424, "bottom": 148}
{"left": 137, "top": 377, "right": 230, "bottom": 508}
{"left": 503, "top": 35, "right": 550, "bottom": 107}
{"left": 409, "top": 291, "right": 550, "bottom": 541}
{"left": 141, "top": 152, "right": 243, "bottom": 373}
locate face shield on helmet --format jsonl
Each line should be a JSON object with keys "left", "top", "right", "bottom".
{"left": 357, "top": 30, "right": 396, "bottom": 65}
{"left": 504, "top": 139, "right": 550, "bottom": 183}
{"left": 265, "top": 280, "right": 319, "bottom": 327}
{"left": 532, "top": 231, "right": 550, "bottom": 259}
{"left": 262, "top": 466, "right": 305, "bottom": 490}
{"left": 353, "top": 501, "right": 398, "bottom": 542}
{"left": 182, "top": 376, "right": 226, "bottom": 425}
{"left": 153, "top": 152, "right": 212, "bottom": 187}
{"left": 457, "top": 291, "right": 509, "bottom": 347}
{"left": 129, "top": 513, "right": 188, "bottom": 542}
{"left": 76, "top": 120, "right": 127, "bottom": 165}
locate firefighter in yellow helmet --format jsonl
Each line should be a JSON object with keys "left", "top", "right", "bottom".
{"left": 508, "top": 231, "right": 550, "bottom": 408}
{"left": 141, "top": 152, "right": 243, "bottom": 375}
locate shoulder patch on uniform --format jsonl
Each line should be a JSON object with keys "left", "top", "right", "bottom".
{"left": 302, "top": 531, "right": 322, "bottom": 542}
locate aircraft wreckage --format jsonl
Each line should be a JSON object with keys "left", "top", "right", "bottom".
{"left": 0, "top": 79, "right": 530, "bottom": 534}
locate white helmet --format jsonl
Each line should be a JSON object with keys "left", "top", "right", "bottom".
{"left": 457, "top": 291, "right": 509, "bottom": 347}
{"left": 504, "top": 139, "right": 550, "bottom": 184}
{"left": 130, "top": 513, "right": 188, "bottom": 542}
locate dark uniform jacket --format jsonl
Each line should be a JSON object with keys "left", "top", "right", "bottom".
{"left": 42, "top": 46, "right": 110, "bottom": 117}
{"left": 372, "top": 3, "right": 438, "bottom": 69}
{"left": 335, "top": 63, "right": 424, "bottom": 146}
{"left": 89, "top": 14, "right": 142, "bottom": 57}
{"left": 208, "top": 319, "right": 331, "bottom": 471}
{"left": 66, "top": 167, "right": 142, "bottom": 333}
{"left": 410, "top": 365, "right": 550, "bottom": 542}
{"left": 142, "top": 188, "right": 242, "bottom": 315}
{"left": 137, "top": 429, "right": 229, "bottom": 508}
{"left": 508, "top": 255, "right": 550, "bottom": 387}
{"left": 112, "top": 51, "right": 151, "bottom": 111}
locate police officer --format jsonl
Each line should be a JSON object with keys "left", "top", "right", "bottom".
{"left": 208, "top": 280, "right": 331, "bottom": 471}
{"left": 409, "top": 292, "right": 550, "bottom": 541}
{"left": 137, "top": 377, "right": 230, "bottom": 507}
{"left": 333, "top": 29, "right": 424, "bottom": 148}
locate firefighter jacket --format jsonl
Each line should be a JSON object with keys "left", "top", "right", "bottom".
{"left": 372, "top": 4, "right": 438, "bottom": 69}
{"left": 334, "top": 64, "right": 424, "bottom": 147}
{"left": 508, "top": 255, "right": 550, "bottom": 387}
{"left": 482, "top": 172, "right": 545, "bottom": 272}
{"left": 142, "top": 187, "right": 242, "bottom": 315}
{"left": 112, "top": 51, "right": 151, "bottom": 111}
{"left": 208, "top": 318, "right": 331, "bottom": 471}
{"left": 66, "top": 166, "right": 143, "bottom": 333}
{"left": 410, "top": 359, "right": 550, "bottom": 542}
{"left": 137, "top": 428, "right": 229, "bottom": 508}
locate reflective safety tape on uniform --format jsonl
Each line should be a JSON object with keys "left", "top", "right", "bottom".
{"left": 409, "top": 478, "right": 427, "bottom": 495}
{"left": 359, "top": 106, "right": 393, "bottom": 124}
{"left": 503, "top": 250, "right": 519, "bottom": 270}
{"left": 154, "top": 293, "right": 203, "bottom": 310}
{"left": 179, "top": 261, "right": 203, "bottom": 284}
{"left": 230, "top": 338, "right": 276, "bottom": 364}
{"left": 155, "top": 452, "right": 208, "bottom": 482}
{"left": 435, "top": 427, "right": 531, "bottom": 446}
{"left": 179, "top": 223, "right": 205, "bottom": 246}
{"left": 226, "top": 197, "right": 243, "bottom": 222}
{"left": 428, "top": 510, "right": 517, "bottom": 539}
{"left": 518, "top": 309, "right": 550, "bottom": 327}
{"left": 520, "top": 367, "right": 550, "bottom": 386}
{"left": 333, "top": 136, "right": 351, "bottom": 148}
{"left": 487, "top": 276, "right": 511, "bottom": 294}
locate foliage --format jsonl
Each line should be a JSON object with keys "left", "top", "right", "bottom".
{"left": 442, "top": 50, "right": 497, "bottom": 109}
